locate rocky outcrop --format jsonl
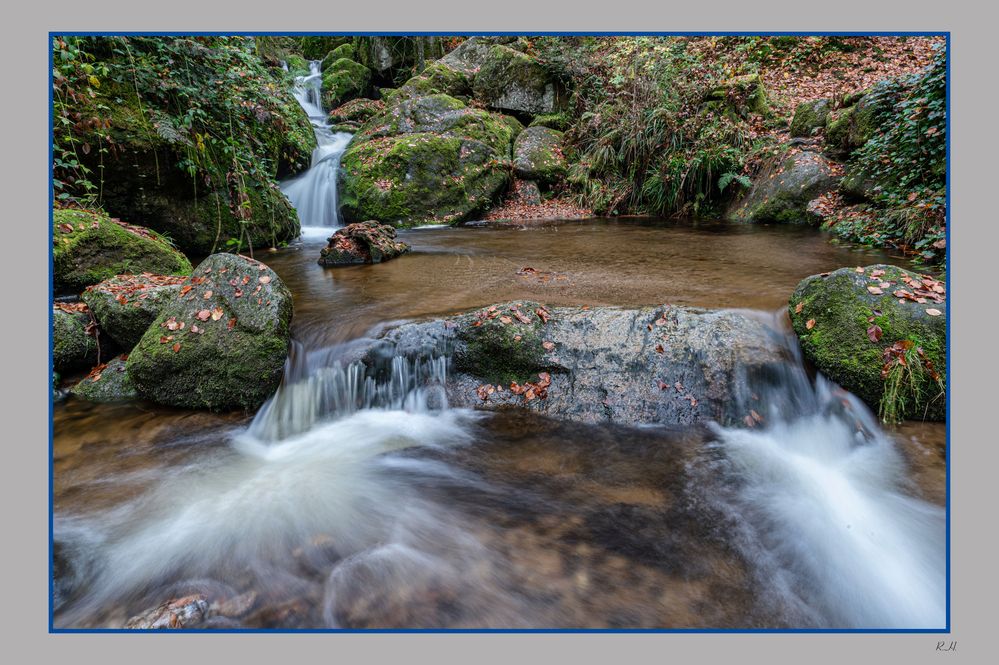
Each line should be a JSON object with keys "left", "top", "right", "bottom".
{"left": 823, "top": 81, "right": 900, "bottom": 156}
{"left": 366, "top": 302, "right": 791, "bottom": 427}
{"left": 727, "top": 146, "right": 840, "bottom": 224}
{"left": 513, "top": 127, "right": 567, "bottom": 183}
{"left": 472, "top": 44, "right": 559, "bottom": 116}
{"left": 70, "top": 355, "right": 137, "bottom": 403}
{"left": 53, "top": 209, "right": 192, "bottom": 293}
{"left": 389, "top": 62, "right": 473, "bottom": 102}
{"left": 126, "top": 254, "right": 293, "bottom": 411}
{"left": 318, "top": 221, "right": 411, "bottom": 266}
{"left": 338, "top": 94, "right": 521, "bottom": 226}
{"left": 789, "top": 264, "right": 946, "bottom": 421}
{"left": 327, "top": 98, "right": 385, "bottom": 133}
{"left": 81, "top": 274, "right": 187, "bottom": 349}
{"left": 703, "top": 74, "right": 769, "bottom": 119}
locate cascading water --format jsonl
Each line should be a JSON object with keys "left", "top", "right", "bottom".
{"left": 280, "top": 60, "right": 353, "bottom": 239}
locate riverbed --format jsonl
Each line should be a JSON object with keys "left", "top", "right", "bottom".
{"left": 52, "top": 219, "right": 946, "bottom": 629}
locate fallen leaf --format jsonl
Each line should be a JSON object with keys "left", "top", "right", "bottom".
{"left": 926, "top": 308, "right": 942, "bottom": 316}
{"left": 542, "top": 341, "right": 555, "bottom": 350}
{"left": 867, "top": 324, "right": 883, "bottom": 342}
{"left": 794, "top": 302, "right": 804, "bottom": 314}
{"left": 259, "top": 275, "right": 271, "bottom": 284}
{"left": 499, "top": 316, "right": 513, "bottom": 324}
{"left": 211, "top": 307, "right": 224, "bottom": 321}
{"left": 196, "top": 309, "right": 211, "bottom": 321}
{"left": 867, "top": 286, "right": 883, "bottom": 295}
{"left": 806, "top": 319, "right": 816, "bottom": 330}
{"left": 655, "top": 344, "right": 664, "bottom": 354}
{"left": 203, "top": 290, "right": 213, "bottom": 299}
{"left": 172, "top": 343, "right": 181, "bottom": 353}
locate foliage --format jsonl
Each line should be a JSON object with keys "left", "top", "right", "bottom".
{"left": 831, "top": 46, "right": 947, "bottom": 265}
{"left": 533, "top": 37, "right": 768, "bottom": 217}
{"left": 51, "top": 36, "right": 313, "bottom": 252}
{"left": 879, "top": 339, "right": 945, "bottom": 424}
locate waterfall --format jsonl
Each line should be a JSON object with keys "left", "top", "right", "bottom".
{"left": 280, "top": 60, "right": 353, "bottom": 238}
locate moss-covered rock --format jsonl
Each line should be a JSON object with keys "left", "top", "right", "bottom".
{"left": 528, "top": 112, "right": 572, "bottom": 132}
{"left": 840, "top": 163, "right": 880, "bottom": 201}
{"left": 513, "top": 127, "right": 567, "bottom": 183}
{"left": 71, "top": 355, "right": 138, "bottom": 403}
{"left": 788, "top": 264, "right": 946, "bottom": 421}
{"left": 726, "top": 147, "right": 839, "bottom": 224}
{"left": 703, "top": 73, "right": 769, "bottom": 119}
{"left": 453, "top": 302, "right": 552, "bottom": 385}
{"left": 393, "top": 62, "right": 473, "bottom": 101}
{"left": 790, "top": 98, "right": 831, "bottom": 137}
{"left": 318, "top": 220, "right": 411, "bottom": 266}
{"left": 824, "top": 82, "right": 900, "bottom": 156}
{"left": 53, "top": 209, "right": 192, "bottom": 293}
{"left": 322, "top": 58, "right": 372, "bottom": 110}
{"left": 339, "top": 94, "right": 518, "bottom": 226}
{"left": 321, "top": 44, "right": 355, "bottom": 71}
{"left": 472, "top": 45, "right": 559, "bottom": 116}
{"left": 81, "top": 274, "right": 187, "bottom": 350}
{"left": 284, "top": 54, "right": 310, "bottom": 76}
{"left": 126, "top": 253, "right": 293, "bottom": 411}
{"left": 53, "top": 305, "right": 100, "bottom": 374}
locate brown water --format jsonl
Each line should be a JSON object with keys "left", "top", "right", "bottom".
{"left": 52, "top": 219, "right": 946, "bottom": 630}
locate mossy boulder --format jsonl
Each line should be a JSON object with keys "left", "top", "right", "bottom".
{"left": 284, "top": 54, "right": 310, "bottom": 76}
{"left": 71, "top": 355, "right": 137, "bottom": 403}
{"left": 790, "top": 98, "right": 832, "bottom": 137}
{"left": 393, "top": 62, "right": 473, "bottom": 101}
{"left": 322, "top": 58, "right": 372, "bottom": 110}
{"left": 788, "top": 264, "right": 946, "bottom": 421}
{"left": 53, "top": 305, "right": 99, "bottom": 373}
{"left": 840, "top": 163, "right": 881, "bottom": 201}
{"left": 339, "top": 94, "right": 519, "bottom": 226}
{"left": 471, "top": 45, "right": 559, "bottom": 116}
{"left": 824, "top": 82, "right": 900, "bottom": 156}
{"left": 321, "top": 44, "right": 355, "bottom": 71}
{"left": 81, "top": 274, "right": 187, "bottom": 350}
{"left": 727, "top": 147, "right": 839, "bottom": 224}
{"left": 703, "top": 73, "right": 769, "bottom": 119}
{"left": 53, "top": 209, "right": 192, "bottom": 293}
{"left": 126, "top": 253, "right": 293, "bottom": 411}
{"left": 513, "top": 127, "right": 567, "bottom": 183}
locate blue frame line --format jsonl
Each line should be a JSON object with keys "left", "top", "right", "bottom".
{"left": 47, "top": 30, "right": 952, "bottom": 635}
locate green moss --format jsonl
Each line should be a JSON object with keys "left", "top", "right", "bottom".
{"left": 454, "top": 302, "right": 550, "bottom": 385}
{"left": 71, "top": 356, "right": 137, "bottom": 403}
{"left": 53, "top": 208, "right": 192, "bottom": 292}
{"left": 321, "top": 44, "right": 355, "bottom": 71}
{"left": 53, "top": 306, "right": 98, "bottom": 373}
{"left": 788, "top": 264, "right": 946, "bottom": 421}
{"left": 322, "top": 58, "right": 372, "bottom": 109}
{"left": 285, "top": 54, "right": 309, "bottom": 75}
{"left": 529, "top": 112, "right": 572, "bottom": 132}
{"left": 789, "top": 99, "right": 830, "bottom": 137}
{"left": 395, "top": 62, "right": 472, "bottom": 100}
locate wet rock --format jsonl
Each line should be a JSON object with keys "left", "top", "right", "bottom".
{"left": 124, "top": 594, "right": 209, "bottom": 629}
{"left": 727, "top": 146, "right": 839, "bottom": 224}
{"left": 339, "top": 94, "right": 519, "bottom": 226}
{"left": 126, "top": 253, "right": 293, "bottom": 411}
{"left": 513, "top": 127, "right": 567, "bottom": 183}
{"left": 372, "top": 303, "right": 790, "bottom": 427}
{"left": 789, "top": 98, "right": 831, "bottom": 137}
{"left": 789, "top": 264, "right": 946, "bottom": 421}
{"left": 71, "top": 355, "right": 138, "bottom": 403}
{"left": 53, "top": 208, "right": 192, "bottom": 293}
{"left": 53, "top": 304, "right": 100, "bottom": 373}
{"left": 327, "top": 98, "right": 384, "bottom": 133}
{"left": 210, "top": 591, "right": 258, "bottom": 619}
{"left": 318, "top": 221, "right": 411, "bottom": 267}
{"left": 81, "top": 273, "right": 187, "bottom": 350}
{"left": 390, "top": 62, "right": 473, "bottom": 102}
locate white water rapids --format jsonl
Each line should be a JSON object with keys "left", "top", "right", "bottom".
{"left": 280, "top": 60, "right": 353, "bottom": 238}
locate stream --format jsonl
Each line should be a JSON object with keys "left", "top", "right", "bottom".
{"left": 50, "top": 62, "right": 946, "bottom": 630}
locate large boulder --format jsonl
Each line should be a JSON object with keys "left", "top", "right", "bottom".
{"left": 727, "top": 146, "right": 840, "bottom": 224}
{"left": 322, "top": 58, "right": 372, "bottom": 110}
{"left": 338, "top": 94, "right": 521, "bottom": 226}
{"left": 789, "top": 98, "right": 832, "bottom": 138}
{"left": 53, "top": 304, "right": 99, "bottom": 373}
{"left": 318, "top": 221, "right": 411, "bottom": 266}
{"left": 471, "top": 45, "right": 559, "bottom": 116}
{"left": 126, "top": 254, "right": 293, "bottom": 411}
{"left": 513, "top": 127, "right": 567, "bottom": 183}
{"left": 81, "top": 274, "right": 187, "bottom": 350}
{"left": 321, "top": 44, "right": 355, "bottom": 71}
{"left": 53, "top": 209, "right": 192, "bottom": 293}
{"left": 389, "top": 62, "right": 473, "bottom": 102}
{"left": 788, "top": 264, "right": 946, "bottom": 422}
{"left": 71, "top": 355, "right": 138, "bottom": 403}
{"left": 824, "top": 81, "right": 900, "bottom": 156}
{"left": 368, "top": 302, "right": 790, "bottom": 427}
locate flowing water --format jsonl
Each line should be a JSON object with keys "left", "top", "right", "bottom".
{"left": 280, "top": 60, "right": 352, "bottom": 239}
{"left": 52, "top": 218, "right": 946, "bottom": 629}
